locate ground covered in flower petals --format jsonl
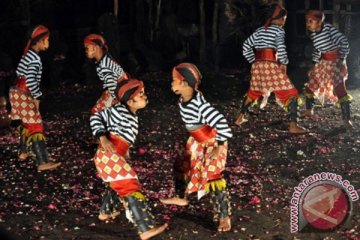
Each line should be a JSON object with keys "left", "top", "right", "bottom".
{"left": 0, "top": 71, "right": 359, "bottom": 240}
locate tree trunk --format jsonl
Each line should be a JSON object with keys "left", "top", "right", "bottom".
{"left": 148, "top": 0, "right": 154, "bottom": 43}
{"left": 19, "top": 0, "right": 30, "bottom": 26}
{"left": 199, "top": 0, "right": 206, "bottom": 64}
{"left": 114, "top": 0, "right": 119, "bottom": 17}
{"left": 212, "top": 0, "right": 219, "bottom": 62}
{"left": 155, "top": 0, "right": 162, "bottom": 41}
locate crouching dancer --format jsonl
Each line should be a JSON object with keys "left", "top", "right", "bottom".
{"left": 90, "top": 79, "right": 167, "bottom": 239}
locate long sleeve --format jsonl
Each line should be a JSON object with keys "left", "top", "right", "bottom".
{"left": 275, "top": 30, "right": 289, "bottom": 65}
{"left": 312, "top": 48, "right": 322, "bottom": 63}
{"left": 329, "top": 25, "right": 349, "bottom": 60}
{"left": 198, "top": 98, "right": 233, "bottom": 142}
{"left": 242, "top": 32, "right": 256, "bottom": 63}
{"left": 25, "top": 61, "right": 42, "bottom": 99}
{"left": 90, "top": 104, "right": 138, "bottom": 144}
{"left": 16, "top": 50, "right": 43, "bottom": 99}
{"left": 90, "top": 110, "right": 109, "bottom": 139}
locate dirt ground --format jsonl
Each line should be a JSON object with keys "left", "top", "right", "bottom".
{"left": 0, "top": 71, "right": 359, "bottom": 240}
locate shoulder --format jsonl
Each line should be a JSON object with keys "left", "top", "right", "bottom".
{"left": 24, "top": 51, "right": 41, "bottom": 64}
{"left": 271, "top": 25, "right": 285, "bottom": 34}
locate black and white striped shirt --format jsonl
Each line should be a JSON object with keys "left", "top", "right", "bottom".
{"left": 243, "top": 25, "right": 289, "bottom": 65}
{"left": 96, "top": 54, "right": 125, "bottom": 97}
{"left": 16, "top": 49, "right": 43, "bottom": 99}
{"left": 90, "top": 103, "right": 138, "bottom": 145}
{"left": 179, "top": 92, "right": 232, "bottom": 142}
{"left": 309, "top": 23, "right": 349, "bottom": 62}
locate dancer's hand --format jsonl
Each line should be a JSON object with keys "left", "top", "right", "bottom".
{"left": 125, "top": 149, "right": 130, "bottom": 159}
{"left": 279, "top": 64, "right": 287, "bottom": 74}
{"left": 34, "top": 99, "right": 40, "bottom": 111}
{"left": 206, "top": 144, "right": 225, "bottom": 159}
{"left": 99, "top": 136, "right": 115, "bottom": 152}
{"left": 336, "top": 59, "right": 345, "bottom": 70}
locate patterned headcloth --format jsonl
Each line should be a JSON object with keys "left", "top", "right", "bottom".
{"left": 305, "top": 10, "right": 325, "bottom": 22}
{"left": 23, "top": 25, "right": 49, "bottom": 55}
{"left": 115, "top": 79, "right": 144, "bottom": 104}
{"left": 172, "top": 63, "right": 202, "bottom": 89}
{"left": 264, "top": 4, "right": 288, "bottom": 29}
{"left": 83, "top": 34, "right": 108, "bottom": 51}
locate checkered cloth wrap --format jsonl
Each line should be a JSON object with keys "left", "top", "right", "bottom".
{"left": 94, "top": 148, "right": 138, "bottom": 182}
{"left": 250, "top": 61, "right": 295, "bottom": 94}
{"left": 9, "top": 87, "right": 42, "bottom": 124}
{"left": 177, "top": 136, "right": 227, "bottom": 197}
{"left": 306, "top": 59, "right": 348, "bottom": 104}
{"left": 91, "top": 90, "right": 119, "bottom": 114}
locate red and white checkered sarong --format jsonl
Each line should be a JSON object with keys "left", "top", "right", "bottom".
{"left": 91, "top": 90, "right": 119, "bottom": 114}
{"left": 94, "top": 149, "right": 138, "bottom": 182}
{"left": 306, "top": 59, "right": 348, "bottom": 104}
{"left": 9, "top": 87, "right": 42, "bottom": 124}
{"left": 250, "top": 61, "right": 295, "bottom": 94}
{"left": 177, "top": 137, "right": 227, "bottom": 198}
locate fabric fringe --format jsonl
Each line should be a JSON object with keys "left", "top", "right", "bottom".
{"left": 27, "top": 133, "right": 45, "bottom": 145}
{"left": 335, "top": 94, "right": 353, "bottom": 108}
{"left": 205, "top": 179, "right": 227, "bottom": 193}
{"left": 284, "top": 97, "right": 303, "bottom": 112}
{"left": 130, "top": 191, "right": 146, "bottom": 201}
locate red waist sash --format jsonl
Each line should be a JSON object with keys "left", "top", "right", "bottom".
{"left": 255, "top": 49, "right": 277, "bottom": 62}
{"left": 15, "top": 76, "right": 29, "bottom": 92}
{"left": 189, "top": 125, "right": 217, "bottom": 143}
{"left": 321, "top": 51, "right": 340, "bottom": 61}
{"left": 109, "top": 133, "right": 130, "bottom": 157}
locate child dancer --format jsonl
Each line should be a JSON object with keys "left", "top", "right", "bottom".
{"left": 161, "top": 63, "right": 233, "bottom": 232}
{"left": 83, "top": 34, "right": 128, "bottom": 114}
{"left": 90, "top": 79, "right": 167, "bottom": 239}
{"left": 84, "top": 33, "right": 129, "bottom": 221}
{"left": 9, "top": 25, "right": 61, "bottom": 171}
{"left": 304, "top": 10, "right": 352, "bottom": 127}
{"left": 235, "top": 4, "right": 306, "bottom": 133}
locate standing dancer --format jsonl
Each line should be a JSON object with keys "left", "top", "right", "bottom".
{"left": 84, "top": 33, "right": 129, "bottom": 221}
{"left": 9, "top": 25, "right": 61, "bottom": 171}
{"left": 304, "top": 10, "right": 352, "bottom": 127}
{"left": 90, "top": 79, "right": 167, "bottom": 239}
{"left": 234, "top": 4, "right": 306, "bottom": 133}
{"left": 161, "top": 63, "right": 233, "bottom": 232}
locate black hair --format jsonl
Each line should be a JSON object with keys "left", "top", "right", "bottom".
{"left": 176, "top": 67, "right": 198, "bottom": 89}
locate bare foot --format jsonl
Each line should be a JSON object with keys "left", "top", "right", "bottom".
{"left": 218, "top": 216, "right": 231, "bottom": 232}
{"left": 140, "top": 223, "right": 168, "bottom": 240}
{"left": 289, "top": 122, "right": 307, "bottom": 134}
{"left": 160, "top": 197, "right": 189, "bottom": 206}
{"left": 235, "top": 113, "right": 248, "bottom": 126}
{"left": 98, "top": 211, "right": 120, "bottom": 221}
{"left": 37, "top": 162, "right": 61, "bottom": 172}
{"left": 19, "top": 152, "right": 32, "bottom": 161}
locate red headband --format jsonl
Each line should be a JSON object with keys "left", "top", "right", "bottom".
{"left": 305, "top": 10, "right": 325, "bottom": 22}
{"left": 172, "top": 63, "right": 202, "bottom": 89}
{"left": 83, "top": 34, "right": 108, "bottom": 51}
{"left": 264, "top": 5, "right": 287, "bottom": 29}
{"left": 116, "top": 79, "right": 144, "bottom": 103}
{"left": 23, "top": 25, "right": 49, "bottom": 55}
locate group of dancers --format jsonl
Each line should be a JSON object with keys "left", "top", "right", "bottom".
{"left": 7, "top": 3, "right": 353, "bottom": 240}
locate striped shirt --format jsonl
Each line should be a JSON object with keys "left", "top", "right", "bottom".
{"left": 96, "top": 54, "right": 125, "bottom": 97}
{"left": 16, "top": 49, "right": 43, "bottom": 99}
{"left": 179, "top": 92, "right": 232, "bottom": 142}
{"left": 90, "top": 104, "right": 138, "bottom": 145}
{"left": 243, "top": 25, "right": 289, "bottom": 65}
{"left": 309, "top": 23, "right": 349, "bottom": 62}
